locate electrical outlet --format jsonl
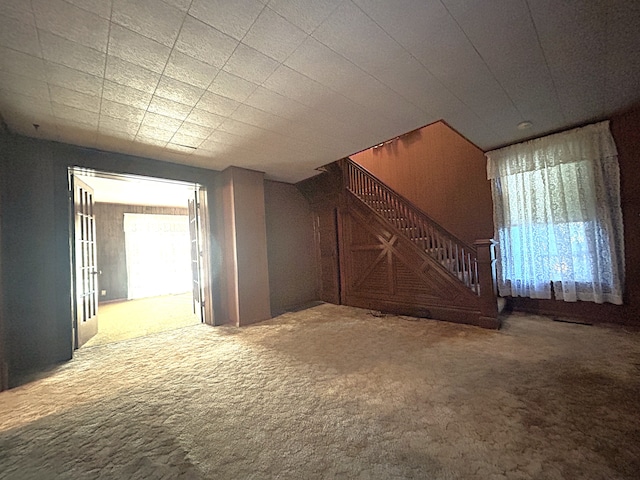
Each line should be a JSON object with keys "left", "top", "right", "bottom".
{"left": 101, "top": 290, "right": 106, "bottom": 296}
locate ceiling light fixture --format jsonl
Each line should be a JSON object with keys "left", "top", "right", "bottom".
{"left": 517, "top": 121, "right": 533, "bottom": 130}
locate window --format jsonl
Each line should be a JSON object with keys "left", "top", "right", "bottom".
{"left": 486, "top": 121, "right": 624, "bottom": 304}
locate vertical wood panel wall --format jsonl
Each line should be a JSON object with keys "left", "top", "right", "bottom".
{"left": 94, "top": 203, "right": 189, "bottom": 302}
{"left": 350, "top": 121, "right": 494, "bottom": 245}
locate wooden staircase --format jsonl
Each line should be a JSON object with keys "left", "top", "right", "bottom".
{"left": 338, "top": 158, "right": 501, "bottom": 329}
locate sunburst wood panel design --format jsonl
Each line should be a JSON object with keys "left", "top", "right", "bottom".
{"left": 339, "top": 194, "right": 481, "bottom": 321}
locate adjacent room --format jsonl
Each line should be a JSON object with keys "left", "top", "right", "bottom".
{"left": 72, "top": 172, "right": 205, "bottom": 347}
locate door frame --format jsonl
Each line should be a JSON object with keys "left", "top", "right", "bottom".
{"left": 67, "top": 167, "right": 215, "bottom": 349}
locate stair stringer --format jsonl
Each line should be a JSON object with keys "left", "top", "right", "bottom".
{"left": 339, "top": 193, "right": 486, "bottom": 327}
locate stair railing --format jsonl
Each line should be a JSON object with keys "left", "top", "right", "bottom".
{"left": 342, "top": 158, "right": 480, "bottom": 294}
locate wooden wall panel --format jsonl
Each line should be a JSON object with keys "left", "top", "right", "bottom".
{"left": 351, "top": 121, "right": 493, "bottom": 245}
{"left": 315, "top": 205, "right": 341, "bottom": 304}
{"left": 94, "top": 203, "right": 189, "bottom": 302}
{"left": 339, "top": 194, "right": 482, "bottom": 325}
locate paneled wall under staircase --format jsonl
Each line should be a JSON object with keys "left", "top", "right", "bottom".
{"left": 340, "top": 191, "right": 490, "bottom": 325}
{"left": 298, "top": 159, "right": 499, "bottom": 329}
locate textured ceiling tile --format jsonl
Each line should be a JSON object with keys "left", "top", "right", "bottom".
{"left": 8, "top": 117, "right": 57, "bottom": 138}
{"left": 243, "top": 8, "right": 308, "bottom": 62}
{"left": 161, "top": 0, "right": 191, "bottom": 12}
{"left": 218, "top": 118, "right": 271, "bottom": 139}
{"left": 312, "top": 1, "right": 405, "bottom": 72}
{"left": 105, "top": 55, "right": 160, "bottom": 94}
{"left": 45, "top": 62, "right": 103, "bottom": 97}
{"left": 147, "top": 95, "right": 193, "bottom": 120}
{"left": 52, "top": 102, "right": 99, "bottom": 126}
{"left": 154, "top": 76, "right": 204, "bottom": 106}
{"left": 207, "top": 70, "right": 258, "bottom": 102}
{"left": 0, "top": 16, "right": 41, "bottom": 57}
{"left": 369, "top": 51, "right": 457, "bottom": 115}
{"left": 285, "top": 36, "right": 366, "bottom": 91}
{"left": 185, "top": 108, "right": 225, "bottom": 129}
{"left": 528, "top": 0, "right": 608, "bottom": 123}
{"left": 32, "top": 0, "right": 109, "bottom": 52}
{"left": 169, "top": 132, "right": 203, "bottom": 148}
{"left": 204, "top": 130, "right": 246, "bottom": 147}
{"left": 100, "top": 99, "right": 146, "bottom": 123}
{"left": 440, "top": 0, "right": 562, "bottom": 132}
{"left": 137, "top": 124, "right": 175, "bottom": 142}
{"left": 0, "top": 47, "right": 46, "bottom": 80}
{"left": 196, "top": 91, "right": 240, "bottom": 117}
{"left": 141, "top": 112, "right": 183, "bottom": 131}
{"left": 175, "top": 16, "right": 238, "bottom": 68}
{"left": 166, "top": 143, "right": 197, "bottom": 154}
{"left": 0, "top": 71, "right": 50, "bottom": 100}
{"left": 95, "top": 135, "right": 134, "bottom": 156}
{"left": 57, "top": 128, "right": 98, "bottom": 147}
{"left": 222, "top": 43, "right": 279, "bottom": 84}
{"left": 188, "top": 0, "right": 265, "bottom": 41}
{"left": 96, "top": 129, "right": 135, "bottom": 141}
{"left": 101, "top": 80, "right": 153, "bottom": 110}
{"left": 176, "top": 122, "right": 214, "bottom": 139}
{"left": 197, "top": 139, "right": 230, "bottom": 154}
{"left": 0, "top": 91, "right": 52, "bottom": 117}
{"left": 49, "top": 85, "right": 101, "bottom": 113}
{"left": 112, "top": 0, "right": 185, "bottom": 47}
{"left": 109, "top": 24, "right": 171, "bottom": 74}
{"left": 136, "top": 131, "right": 170, "bottom": 145}
{"left": 231, "top": 104, "right": 291, "bottom": 132}
{"left": 353, "top": 0, "right": 445, "bottom": 53}
{"left": 268, "top": 0, "right": 343, "bottom": 34}
{"left": 263, "top": 65, "right": 333, "bottom": 106}
{"left": 40, "top": 31, "right": 106, "bottom": 76}
{"left": 99, "top": 113, "right": 141, "bottom": 134}
{"left": 64, "top": 0, "right": 113, "bottom": 19}
{"left": 0, "top": 106, "right": 43, "bottom": 126}
{"left": 244, "top": 86, "right": 306, "bottom": 119}
{"left": 164, "top": 51, "right": 219, "bottom": 89}
{"left": 0, "top": 0, "right": 36, "bottom": 25}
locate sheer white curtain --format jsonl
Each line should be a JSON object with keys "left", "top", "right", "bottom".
{"left": 486, "top": 121, "right": 624, "bottom": 304}
{"left": 123, "top": 213, "right": 192, "bottom": 300}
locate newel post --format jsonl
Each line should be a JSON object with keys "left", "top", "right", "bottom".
{"left": 474, "top": 239, "right": 501, "bottom": 329}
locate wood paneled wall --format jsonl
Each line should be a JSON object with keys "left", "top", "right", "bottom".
{"left": 351, "top": 121, "right": 493, "bottom": 245}
{"left": 296, "top": 165, "right": 343, "bottom": 305}
{"left": 94, "top": 203, "right": 188, "bottom": 302}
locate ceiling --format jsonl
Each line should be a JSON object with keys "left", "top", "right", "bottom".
{"left": 0, "top": 0, "right": 639, "bottom": 183}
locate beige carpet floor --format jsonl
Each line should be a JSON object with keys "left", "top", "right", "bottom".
{"left": 0, "top": 304, "right": 639, "bottom": 479}
{"left": 85, "top": 293, "right": 201, "bottom": 347}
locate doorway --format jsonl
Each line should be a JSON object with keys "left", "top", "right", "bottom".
{"left": 69, "top": 168, "right": 212, "bottom": 348}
